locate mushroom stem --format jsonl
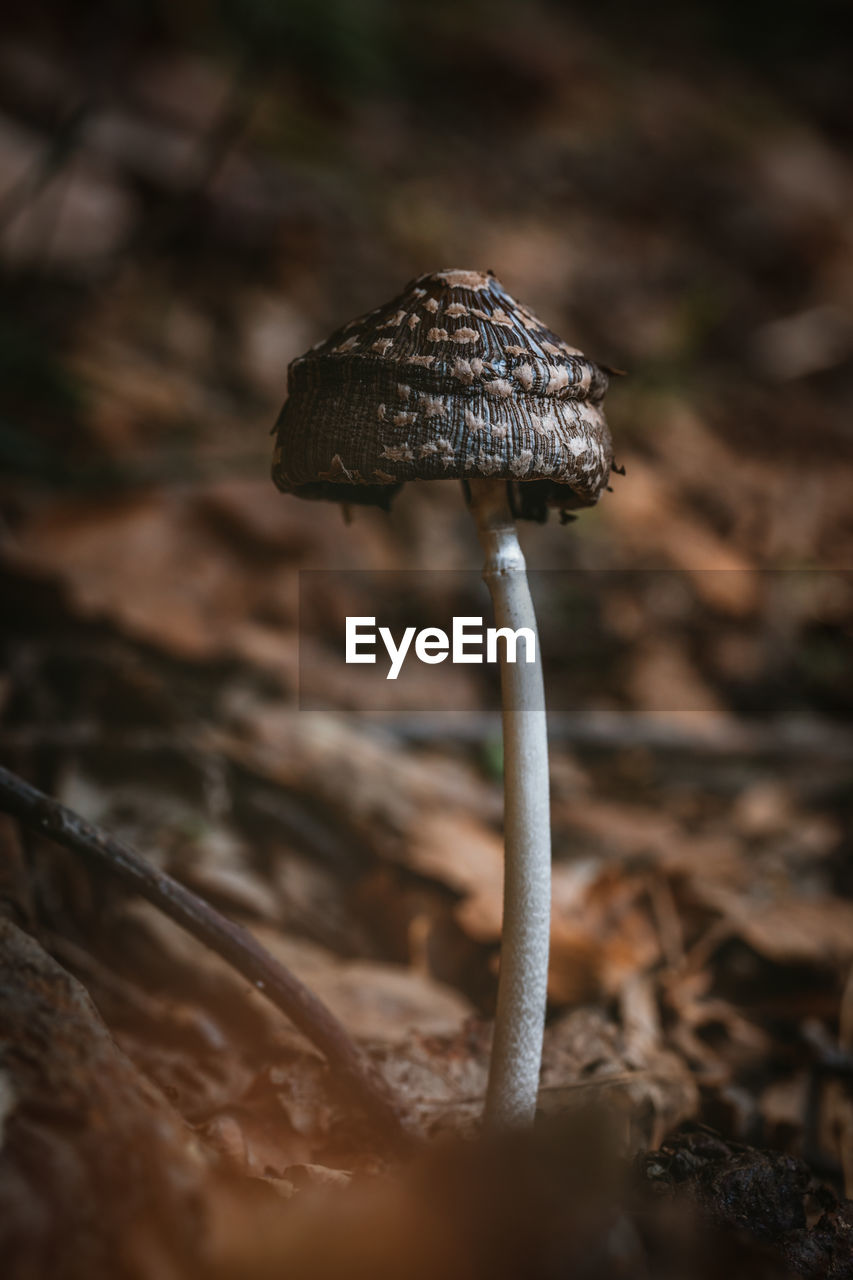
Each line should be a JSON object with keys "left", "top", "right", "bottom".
{"left": 468, "top": 478, "right": 551, "bottom": 1129}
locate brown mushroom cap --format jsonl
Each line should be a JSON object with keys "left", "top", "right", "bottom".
{"left": 272, "top": 269, "right": 613, "bottom": 517}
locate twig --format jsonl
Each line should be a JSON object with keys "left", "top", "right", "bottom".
{"left": 0, "top": 764, "right": 412, "bottom": 1152}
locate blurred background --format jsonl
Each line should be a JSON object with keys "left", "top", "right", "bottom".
{"left": 1, "top": 0, "right": 853, "bottom": 1243}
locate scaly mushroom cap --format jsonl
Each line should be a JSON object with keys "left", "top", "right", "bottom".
{"left": 272, "top": 269, "right": 613, "bottom": 518}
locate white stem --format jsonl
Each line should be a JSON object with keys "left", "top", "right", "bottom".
{"left": 469, "top": 478, "right": 551, "bottom": 1129}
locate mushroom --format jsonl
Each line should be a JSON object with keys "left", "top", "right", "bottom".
{"left": 272, "top": 269, "right": 614, "bottom": 1128}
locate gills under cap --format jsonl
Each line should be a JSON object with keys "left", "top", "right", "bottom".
{"left": 272, "top": 269, "right": 614, "bottom": 520}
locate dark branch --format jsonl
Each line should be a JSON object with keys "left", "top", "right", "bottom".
{"left": 0, "top": 765, "right": 412, "bottom": 1152}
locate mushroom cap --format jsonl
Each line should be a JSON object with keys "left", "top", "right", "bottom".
{"left": 272, "top": 269, "right": 613, "bottom": 515}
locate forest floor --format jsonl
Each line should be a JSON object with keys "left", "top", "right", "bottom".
{"left": 1, "top": 4, "right": 852, "bottom": 1275}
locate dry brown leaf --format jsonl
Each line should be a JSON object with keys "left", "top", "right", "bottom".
{"left": 603, "top": 458, "right": 758, "bottom": 615}
{"left": 179, "top": 863, "right": 283, "bottom": 923}
{"left": 0, "top": 118, "right": 134, "bottom": 269}
{"left": 3, "top": 482, "right": 395, "bottom": 669}
{"left": 626, "top": 637, "right": 728, "bottom": 719}
{"left": 553, "top": 796, "right": 747, "bottom": 897}
{"left": 400, "top": 813, "right": 659, "bottom": 1002}
{"left": 249, "top": 928, "right": 474, "bottom": 1044}
{"left": 548, "top": 869, "right": 661, "bottom": 1003}
{"left": 200, "top": 1066, "right": 335, "bottom": 1178}
{"left": 5, "top": 490, "right": 282, "bottom": 660}
{"left": 214, "top": 707, "right": 502, "bottom": 858}
{"left": 407, "top": 811, "right": 504, "bottom": 940}
{"left": 694, "top": 884, "right": 853, "bottom": 968}
{"left": 759, "top": 1074, "right": 809, "bottom": 1146}
{"left": 540, "top": 1004, "right": 698, "bottom": 1151}
{"left": 366, "top": 1024, "right": 490, "bottom": 1139}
